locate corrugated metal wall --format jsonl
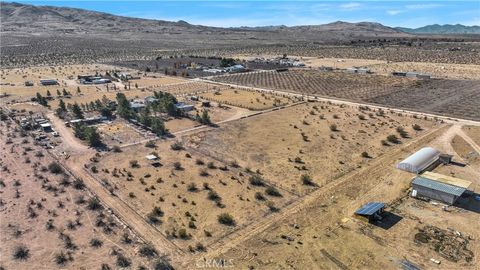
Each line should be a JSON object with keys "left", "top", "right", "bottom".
{"left": 412, "top": 184, "right": 457, "bottom": 205}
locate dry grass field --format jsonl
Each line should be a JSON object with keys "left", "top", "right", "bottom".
{"left": 96, "top": 120, "right": 154, "bottom": 147}
{"left": 155, "top": 81, "right": 226, "bottom": 96}
{"left": 369, "top": 61, "right": 480, "bottom": 80}
{"left": 0, "top": 118, "right": 167, "bottom": 270}
{"left": 199, "top": 89, "right": 295, "bottom": 110}
{"left": 210, "top": 124, "right": 480, "bottom": 270}
{"left": 89, "top": 140, "right": 297, "bottom": 251}
{"left": 186, "top": 102, "right": 440, "bottom": 196}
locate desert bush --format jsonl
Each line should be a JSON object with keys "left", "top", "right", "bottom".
{"left": 387, "top": 134, "right": 400, "bottom": 144}
{"left": 329, "top": 124, "right": 338, "bottom": 131}
{"left": 187, "top": 183, "right": 198, "bottom": 192}
{"left": 217, "top": 213, "right": 235, "bottom": 226}
{"left": 87, "top": 197, "right": 103, "bottom": 211}
{"left": 139, "top": 244, "right": 158, "bottom": 258}
{"left": 195, "top": 159, "right": 205, "bottom": 165}
{"left": 170, "top": 141, "right": 183, "bottom": 151}
{"left": 208, "top": 190, "right": 221, "bottom": 202}
{"left": 199, "top": 169, "right": 209, "bottom": 177}
{"left": 173, "top": 162, "right": 183, "bottom": 170}
{"left": 153, "top": 259, "right": 174, "bottom": 270}
{"left": 72, "top": 179, "right": 85, "bottom": 190}
{"left": 90, "top": 238, "right": 103, "bottom": 248}
{"left": 13, "top": 245, "right": 29, "bottom": 260}
{"left": 412, "top": 124, "right": 422, "bottom": 131}
{"left": 266, "top": 201, "right": 279, "bottom": 212}
{"left": 116, "top": 253, "right": 131, "bottom": 268}
{"left": 122, "top": 233, "right": 132, "bottom": 244}
{"left": 265, "top": 186, "right": 282, "bottom": 197}
{"left": 301, "top": 174, "right": 315, "bottom": 186}
{"left": 112, "top": 145, "right": 122, "bottom": 153}
{"left": 145, "top": 141, "right": 156, "bottom": 148}
{"left": 178, "top": 228, "right": 190, "bottom": 239}
{"left": 255, "top": 192, "right": 266, "bottom": 201}
{"left": 207, "top": 161, "right": 216, "bottom": 169}
{"left": 129, "top": 160, "right": 139, "bottom": 168}
{"left": 48, "top": 162, "right": 64, "bottom": 174}
{"left": 229, "top": 160, "right": 240, "bottom": 168}
{"left": 361, "top": 151, "right": 370, "bottom": 158}
{"left": 249, "top": 175, "right": 265, "bottom": 186}
{"left": 55, "top": 251, "right": 68, "bottom": 265}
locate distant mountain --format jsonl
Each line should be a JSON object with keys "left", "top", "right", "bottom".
{"left": 397, "top": 24, "right": 480, "bottom": 34}
{"left": 1, "top": 1, "right": 407, "bottom": 41}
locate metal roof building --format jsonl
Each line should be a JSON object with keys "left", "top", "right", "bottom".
{"left": 396, "top": 147, "right": 441, "bottom": 174}
{"left": 411, "top": 176, "right": 467, "bottom": 205}
{"left": 354, "top": 202, "right": 385, "bottom": 223}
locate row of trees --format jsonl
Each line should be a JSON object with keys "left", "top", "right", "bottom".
{"left": 73, "top": 123, "right": 102, "bottom": 147}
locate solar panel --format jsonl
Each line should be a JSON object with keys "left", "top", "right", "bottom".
{"left": 355, "top": 202, "right": 385, "bottom": 216}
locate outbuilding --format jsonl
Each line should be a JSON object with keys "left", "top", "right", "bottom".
{"left": 40, "top": 79, "right": 58, "bottom": 86}
{"left": 396, "top": 147, "right": 441, "bottom": 174}
{"left": 354, "top": 202, "right": 385, "bottom": 223}
{"left": 411, "top": 175, "right": 470, "bottom": 205}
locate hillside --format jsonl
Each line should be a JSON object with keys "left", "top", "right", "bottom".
{"left": 397, "top": 24, "right": 480, "bottom": 34}
{"left": 1, "top": 2, "right": 406, "bottom": 40}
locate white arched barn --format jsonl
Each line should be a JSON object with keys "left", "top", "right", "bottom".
{"left": 396, "top": 147, "right": 441, "bottom": 174}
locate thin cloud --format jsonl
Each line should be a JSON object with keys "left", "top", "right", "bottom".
{"left": 405, "top": 4, "right": 444, "bottom": 10}
{"left": 387, "top": 10, "right": 403, "bottom": 16}
{"left": 340, "top": 2, "right": 362, "bottom": 10}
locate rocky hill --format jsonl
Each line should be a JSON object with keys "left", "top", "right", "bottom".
{"left": 397, "top": 24, "right": 480, "bottom": 34}
{"left": 1, "top": 2, "right": 408, "bottom": 41}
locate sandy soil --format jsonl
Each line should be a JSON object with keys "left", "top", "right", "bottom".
{"left": 187, "top": 102, "right": 440, "bottom": 196}
{"left": 199, "top": 89, "right": 294, "bottom": 110}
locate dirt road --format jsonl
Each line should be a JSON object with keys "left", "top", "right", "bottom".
{"left": 45, "top": 113, "right": 185, "bottom": 260}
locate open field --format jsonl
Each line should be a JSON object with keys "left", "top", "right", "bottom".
{"left": 212, "top": 70, "right": 480, "bottom": 121}
{"left": 89, "top": 140, "right": 297, "bottom": 251}
{"left": 186, "top": 102, "right": 440, "bottom": 196}
{"left": 368, "top": 61, "right": 480, "bottom": 80}
{"left": 0, "top": 118, "right": 169, "bottom": 269}
{"left": 209, "top": 124, "right": 480, "bottom": 270}
{"left": 155, "top": 81, "right": 225, "bottom": 96}
{"left": 199, "top": 89, "right": 296, "bottom": 110}
{"left": 97, "top": 120, "right": 154, "bottom": 147}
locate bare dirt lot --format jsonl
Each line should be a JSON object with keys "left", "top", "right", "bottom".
{"left": 0, "top": 118, "right": 170, "bottom": 270}
{"left": 199, "top": 89, "right": 295, "bottom": 110}
{"left": 212, "top": 70, "right": 480, "bottom": 121}
{"left": 207, "top": 124, "right": 479, "bottom": 270}
{"left": 186, "top": 102, "right": 440, "bottom": 196}
{"left": 89, "top": 140, "right": 297, "bottom": 251}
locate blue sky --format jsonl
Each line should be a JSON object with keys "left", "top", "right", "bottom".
{"left": 15, "top": 1, "right": 480, "bottom": 28}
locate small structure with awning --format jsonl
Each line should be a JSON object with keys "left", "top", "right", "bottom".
{"left": 354, "top": 202, "right": 386, "bottom": 223}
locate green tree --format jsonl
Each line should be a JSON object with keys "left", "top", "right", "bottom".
{"left": 116, "top": 93, "right": 132, "bottom": 119}
{"left": 198, "top": 110, "right": 211, "bottom": 125}
{"left": 71, "top": 102, "right": 84, "bottom": 119}
{"left": 151, "top": 118, "right": 167, "bottom": 136}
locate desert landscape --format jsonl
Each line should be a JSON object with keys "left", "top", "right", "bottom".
{"left": 1, "top": 1, "right": 479, "bottom": 270}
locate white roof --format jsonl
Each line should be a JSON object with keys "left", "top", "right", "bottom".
{"left": 40, "top": 123, "right": 52, "bottom": 127}
{"left": 145, "top": 154, "right": 158, "bottom": 160}
{"left": 396, "top": 147, "right": 440, "bottom": 174}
